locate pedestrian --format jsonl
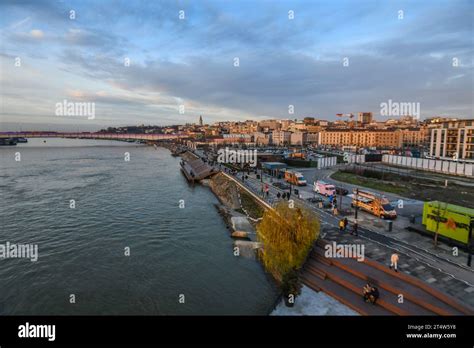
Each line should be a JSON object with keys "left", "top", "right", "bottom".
{"left": 339, "top": 219, "right": 345, "bottom": 232}
{"left": 343, "top": 218, "right": 348, "bottom": 232}
{"left": 363, "top": 283, "right": 372, "bottom": 302}
{"left": 351, "top": 221, "right": 358, "bottom": 236}
{"left": 287, "top": 190, "right": 291, "bottom": 200}
{"left": 370, "top": 286, "right": 379, "bottom": 304}
{"left": 389, "top": 252, "right": 399, "bottom": 272}
{"left": 277, "top": 192, "right": 281, "bottom": 199}
{"left": 282, "top": 192, "right": 286, "bottom": 200}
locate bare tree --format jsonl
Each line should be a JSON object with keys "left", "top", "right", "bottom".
{"left": 434, "top": 201, "right": 448, "bottom": 247}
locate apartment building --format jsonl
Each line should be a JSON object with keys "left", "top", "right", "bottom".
{"left": 306, "top": 132, "right": 319, "bottom": 143}
{"left": 258, "top": 120, "right": 281, "bottom": 131}
{"left": 253, "top": 132, "right": 271, "bottom": 145}
{"left": 319, "top": 129, "right": 402, "bottom": 148}
{"left": 429, "top": 119, "right": 474, "bottom": 160}
{"left": 272, "top": 130, "right": 291, "bottom": 145}
{"left": 400, "top": 128, "right": 428, "bottom": 146}
{"left": 228, "top": 121, "right": 258, "bottom": 134}
{"left": 290, "top": 132, "right": 307, "bottom": 145}
{"left": 288, "top": 122, "right": 308, "bottom": 132}
{"left": 279, "top": 119, "right": 294, "bottom": 131}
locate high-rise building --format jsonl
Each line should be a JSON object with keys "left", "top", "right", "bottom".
{"left": 429, "top": 119, "right": 474, "bottom": 160}
{"left": 199, "top": 115, "right": 203, "bottom": 126}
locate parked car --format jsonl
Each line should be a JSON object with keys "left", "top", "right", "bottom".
{"left": 273, "top": 182, "right": 291, "bottom": 190}
{"left": 306, "top": 197, "right": 323, "bottom": 204}
{"left": 335, "top": 186, "right": 349, "bottom": 195}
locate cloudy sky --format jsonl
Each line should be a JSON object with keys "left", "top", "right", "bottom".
{"left": 0, "top": 0, "right": 472, "bottom": 130}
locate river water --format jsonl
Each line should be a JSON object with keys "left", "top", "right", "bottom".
{"left": 0, "top": 138, "right": 277, "bottom": 315}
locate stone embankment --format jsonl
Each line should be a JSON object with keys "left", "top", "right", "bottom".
{"left": 206, "top": 172, "right": 264, "bottom": 256}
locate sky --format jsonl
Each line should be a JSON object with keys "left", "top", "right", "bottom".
{"left": 0, "top": 0, "right": 473, "bottom": 130}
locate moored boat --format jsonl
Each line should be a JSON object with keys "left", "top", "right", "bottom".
{"left": 0, "top": 138, "right": 18, "bottom": 146}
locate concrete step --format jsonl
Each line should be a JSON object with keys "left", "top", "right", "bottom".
{"left": 310, "top": 251, "right": 332, "bottom": 266}
{"left": 301, "top": 271, "right": 394, "bottom": 316}
{"left": 304, "top": 262, "right": 326, "bottom": 280}
{"left": 307, "top": 258, "right": 435, "bottom": 315}
{"left": 312, "top": 243, "right": 468, "bottom": 315}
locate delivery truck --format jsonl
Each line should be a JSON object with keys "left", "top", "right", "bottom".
{"left": 284, "top": 170, "right": 307, "bottom": 186}
{"left": 351, "top": 189, "right": 397, "bottom": 219}
{"left": 313, "top": 180, "right": 336, "bottom": 196}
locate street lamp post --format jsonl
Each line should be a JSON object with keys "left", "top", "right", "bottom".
{"left": 354, "top": 187, "right": 359, "bottom": 220}
{"left": 468, "top": 219, "right": 473, "bottom": 267}
{"left": 339, "top": 191, "right": 343, "bottom": 211}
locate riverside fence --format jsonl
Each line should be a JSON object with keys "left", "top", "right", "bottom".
{"left": 382, "top": 155, "right": 474, "bottom": 177}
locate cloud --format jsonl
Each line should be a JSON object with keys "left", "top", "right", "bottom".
{"left": 29, "top": 29, "right": 44, "bottom": 38}
{"left": 9, "top": 16, "right": 31, "bottom": 29}
{"left": 0, "top": 0, "right": 472, "bottom": 128}
{"left": 63, "top": 29, "right": 128, "bottom": 54}
{"left": 9, "top": 29, "right": 46, "bottom": 42}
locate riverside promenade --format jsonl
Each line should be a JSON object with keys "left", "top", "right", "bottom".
{"left": 218, "top": 166, "right": 474, "bottom": 315}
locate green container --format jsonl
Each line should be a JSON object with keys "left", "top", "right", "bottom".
{"left": 422, "top": 201, "right": 473, "bottom": 245}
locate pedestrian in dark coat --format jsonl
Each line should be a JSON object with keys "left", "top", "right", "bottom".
{"left": 351, "top": 221, "right": 359, "bottom": 236}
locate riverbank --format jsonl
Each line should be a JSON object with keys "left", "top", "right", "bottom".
{"left": 204, "top": 171, "right": 356, "bottom": 315}
{"left": 168, "top": 146, "right": 362, "bottom": 315}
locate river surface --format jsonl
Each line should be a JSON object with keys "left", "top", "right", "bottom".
{"left": 0, "top": 138, "right": 277, "bottom": 315}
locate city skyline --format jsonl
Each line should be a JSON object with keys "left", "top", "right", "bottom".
{"left": 1, "top": 0, "right": 473, "bottom": 130}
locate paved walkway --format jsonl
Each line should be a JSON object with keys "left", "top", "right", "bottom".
{"left": 271, "top": 285, "right": 359, "bottom": 316}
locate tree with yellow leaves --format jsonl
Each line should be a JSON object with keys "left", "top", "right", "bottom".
{"left": 257, "top": 201, "right": 320, "bottom": 281}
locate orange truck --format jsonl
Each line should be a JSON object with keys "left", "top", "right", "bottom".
{"left": 351, "top": 189, "right": 397, "bottom": 219}
{"left": 284, "top": 170, "right": 307, "bottom": 186}
{"left": 288, "top": 152, "right": 306, "bottom": 159}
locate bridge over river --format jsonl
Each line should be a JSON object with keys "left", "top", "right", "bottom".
{"left": 0, "top": 132, "right": 188, "bottom": 141}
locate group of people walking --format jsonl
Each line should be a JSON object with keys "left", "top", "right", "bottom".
{"left": 276, "top": 191, "right": 291, "bottom": 200}
{"left": 338, "top": 218, "right": 358, "bottom": 236}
